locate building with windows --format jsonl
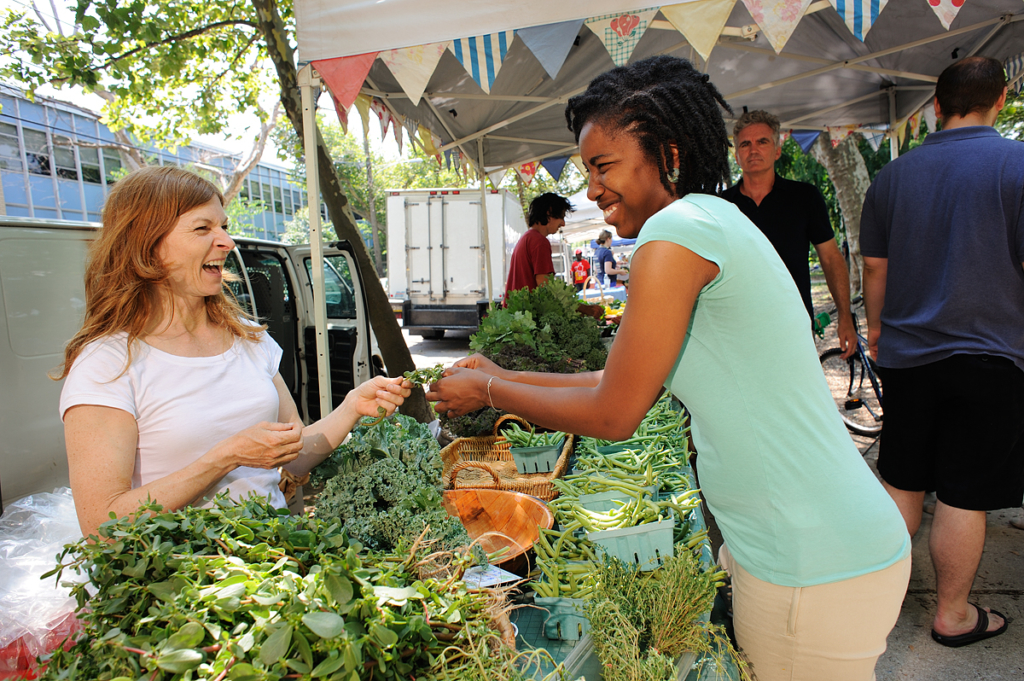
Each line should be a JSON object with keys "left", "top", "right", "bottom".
{"left": 0, "top": 84, "right": 313, "bottom": 239}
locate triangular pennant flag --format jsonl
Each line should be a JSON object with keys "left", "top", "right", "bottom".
{"left": 570, "top": 154, "right": 588, "bottom": 177}
{"left": 404, "top": 118, "right": 419, "bottom": 153}
{"left": 448, "top": 31, "right": 516, "bottom": 94}
{"left": 827, "top": 125, "right": 857, "bottom": 147}
{"left": 585, "top": 8, "right": 659, "bottom": 67}
{"left": 313, "top": 53, "right": 378, "bottom": 113}
{"left": 379, "top": 42, "right": 449, "bottom": 106}
{"left": 394, "top": 125, "right": 404, "bottom": 155}
{"left": 923, "top": 102, "right": 938, "bottom": 132}
{"left": 443, "top": 149, "right": 453, "bottom": 170}
{"left": 326, "top": 89, "right": 349, "bottom": 133}
{"left": 487, "top": 168, "right": 508, "bottom": 188}
{"left": 418, "top": 125, "right": 443, "bottom": 165}
{"left": 908, "top": 110, "right": 923, "bottom": 140}
{"left": 540, "top": 156, "right": 570, "bottom": 182}
{"left": 661, "top": 0, "right": 736, "bottom": 62}
{"left": 517, "top": 162, "right": 538, "bottom": 186}
{"left": 370, "top": 97, "right": 393, "bottom": 140}
{"left": 353, "top": 94, "right": 371, "bottom": 138}
{"left": 741, "top": 0, "right": 813, "bottom": 53}
{"left": 862, "top": 132, "right": 885, "bottom": 152}
{"left": 791, "top": 130, "right": 821, "bottom": 154}
{"left": 894, "top": 118, "right": 908, "bottom": 150}
{"left": 517, "top": 19, "right": 584, "bottom": 80}
{"left": 827, "top": 0, "right": 889, "bottom": 42}
{"left": 926, "top": 0, "right": 965, "bottom": 30}
{"left": 1005, "top": 52, "right": 1024, "bottom": 95}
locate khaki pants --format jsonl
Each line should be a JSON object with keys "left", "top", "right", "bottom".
{"left": 719, "top": 544, "right": 910, "bottom": 681}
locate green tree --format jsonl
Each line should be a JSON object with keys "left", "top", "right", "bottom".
{"left": 996, "top": 88, "right": 1023, "bottom": 140}
{"left": 0, "top": 0, "right": 432, "bottom": 421}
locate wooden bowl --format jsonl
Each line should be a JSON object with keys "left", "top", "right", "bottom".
{"left": 442, "top": 488, "right": 553, "bottom": 569}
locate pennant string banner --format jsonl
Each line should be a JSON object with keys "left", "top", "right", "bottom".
{"left": 1006, "top": 52, "right": 1024, "bottom": 94}
{"left": 378, "top": 42, "right": 450, "bottom": 106}
{"left": 828, "top": 0, "right": 889, "bottom": 41}
{"left": 791, "top": 130, "right": 821, "bottom": 154}
{"left": 741, "top": 0, "right": 813, "bottom": 53}
{"left": 313, "top": 53, "right": 379, "bottom": 113}
{"left": 449, "top": 31, "right": 516, "bottom": 93}
{"left": 540, "top": 156, "right": 570, "bottom": 182}
{"left": 517, "top": 162, "right": 538, "bottom": 186}
{"left": 585, "top": 8, "right": 659, "bottom": 67}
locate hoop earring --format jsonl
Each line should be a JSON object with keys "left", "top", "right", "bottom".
{"left": 667, "top": 167, "right": 680, "bottom": 184}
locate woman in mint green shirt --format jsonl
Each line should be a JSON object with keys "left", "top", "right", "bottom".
{"left": 428, "top": 56, "right": 910, "bottom": 681}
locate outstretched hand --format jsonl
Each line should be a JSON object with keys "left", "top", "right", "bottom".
{"left": 426, "top": 366, "right": 488, "bottom": 418}
{"left": 352, "top": 375, "right": 413, "bottom": 419}
{"left": 226, "top": 421, "right": 304, "bottom": 469}
{"left": 450, "top": 353, "right": 502, "bottom": 376}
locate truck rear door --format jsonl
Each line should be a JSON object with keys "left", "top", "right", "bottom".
{"left": 405, "top": 193, "right": 484, "bottom": 304}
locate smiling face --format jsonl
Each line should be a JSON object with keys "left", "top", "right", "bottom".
{"left": 580, "top": 121, "right": 677, "bottom": 239}
{"left": 156, "top": 196, "right": 234, "bottom": 301}
{"left": 734, "top": 122, "right": 781, "bottom": 175}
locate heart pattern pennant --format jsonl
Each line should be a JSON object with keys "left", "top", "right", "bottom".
{"left": 369, "top": 97, "right": 393, "bottom": 140}
{"left": 585, "top": 8, "right": 659, "bottom": 67}
{"left": 827, "top": 0, "right": 890, "bottom": 41}
{"left": 449, "top": 31, "right": 517, "bottom": 94}
{"left": 379, "top": 42, "right": 450, "bottom": 106}
{"left": 741, "top": 0, "right": 813, "bottom": 53}
{"left": 926, "top": 0, "right": 966, "bottom": 30}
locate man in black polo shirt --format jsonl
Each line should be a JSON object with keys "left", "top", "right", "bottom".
{"left": 721, "top": 110, "right": 856, "bottom": 358}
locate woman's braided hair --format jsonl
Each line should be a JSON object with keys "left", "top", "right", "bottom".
{"left": 565, "top": 55, "right": 733, "bottom": 198}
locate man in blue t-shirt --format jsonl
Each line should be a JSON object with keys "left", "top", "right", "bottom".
{"left": 861, "top": 56, "right": 1024, "bottom": 649}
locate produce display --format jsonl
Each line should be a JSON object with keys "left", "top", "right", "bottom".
{"left": 502, "top": 423, "right": 567, "bottom": 449}
{"left": 443, "top": 280, "right": 608, "bottom": 437}
{"left": 38, "top": 496, "right": 568, "bottom": 681}
{"left": 361, "top": 365, "right": 447, "bottom": 427}
{"left": 311, "top": 415, "right": 472, "bottom": 554}
{"left": 529, "top": 394, "right": 716, "bottom": 600}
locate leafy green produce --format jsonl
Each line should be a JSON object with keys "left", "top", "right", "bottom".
{"left": 38, "top": 496, "right": 516, "bottom": 681}
{"left": 312, "top": 414, "right": 472, "bottom": 553}
{"left": 445, "top": 279, "right": 607, "bottom": 437}
{"left": 403, "top": 363, "right": 446, "bottom": 386}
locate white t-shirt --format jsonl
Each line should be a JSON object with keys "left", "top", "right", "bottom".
{"left": 59, "top": 330, "right": 288, "bottom": 508}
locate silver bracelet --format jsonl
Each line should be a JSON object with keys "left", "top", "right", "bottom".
{"left": 486, "top": 376, "right": 496, "bottom": 409}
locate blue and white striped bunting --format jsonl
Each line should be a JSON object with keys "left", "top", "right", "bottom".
{"left": 828, "top": 0, "right": 889, "bottom": 42}
{"left": 449, "top": 31, "right": 516, "bottom": 94}
{"left": 1006, "top": 53, "right": 1024, "bottom": 95}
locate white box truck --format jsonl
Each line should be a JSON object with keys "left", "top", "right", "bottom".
{"left": 386, "top": 188, "right": 527, "bottom": 339}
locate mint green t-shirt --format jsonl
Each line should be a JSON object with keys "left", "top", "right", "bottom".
{"left": 635, "top": 194, "right": 910, "bottom": 587}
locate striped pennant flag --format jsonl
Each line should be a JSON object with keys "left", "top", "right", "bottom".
{"left": 1006, "top": 52, "right": 1024, "bottom": 94}
{"left": 828, "top": 0, "right": 889, "bottom": 42}
{"left": 449, "top": 31, "right": 516, "bottom": 94}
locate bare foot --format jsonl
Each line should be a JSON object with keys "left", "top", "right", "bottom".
{"left": 933, "top": 604, "right": 1006, "bottom": 638}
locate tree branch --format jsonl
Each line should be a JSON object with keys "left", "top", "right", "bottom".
{"left": 100, "top": 20, "right": 260, "bottom": 70}
{"left": 221, "top": 100, "right": 281, "bottom": 204}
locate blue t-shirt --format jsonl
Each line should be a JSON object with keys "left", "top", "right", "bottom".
{"left": 636, "top": 194, "right": 909, "bottom": 587}
{"left": 594, "top": 246, "right": 616, "bottom": 286}
{"left": 860, "top": 126, "right": 1024, "bottom": 372}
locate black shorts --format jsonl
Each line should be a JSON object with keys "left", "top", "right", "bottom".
{"left": 876, "top": 354, "right": 1024, "bottom": 511}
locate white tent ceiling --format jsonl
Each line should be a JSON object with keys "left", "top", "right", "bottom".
{"left": 295, "top": 1, "right": 1024, "bottom": 176}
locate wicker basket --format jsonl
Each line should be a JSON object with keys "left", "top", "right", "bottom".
{"left": 440, "top": 415, "right": 573, "bottom": 502}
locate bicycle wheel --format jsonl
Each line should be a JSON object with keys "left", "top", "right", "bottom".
{"left": 819, "top": 348, "right": 883, "bottom": 436}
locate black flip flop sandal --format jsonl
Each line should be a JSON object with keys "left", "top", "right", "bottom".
{"left": 931, "top": 603, "right": 1009, "bottom": 648}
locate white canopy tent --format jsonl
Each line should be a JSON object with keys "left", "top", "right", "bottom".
{"left": 293, "top": 0, "right": 1024, "bottom": 412}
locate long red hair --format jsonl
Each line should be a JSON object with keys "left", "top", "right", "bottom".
{"left": 54, "top": 166, "right": 263, "bottom": 379}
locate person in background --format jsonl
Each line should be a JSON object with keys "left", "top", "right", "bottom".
{"left": 504, "top": 193, "right": 573, "bottom": 297}
{"left": 57, "top": 166, "right": 412, "bottom": 538}
{"left": 861, "top": 56, "right": 1023, "bottom": 648}
{"left": 429, "top": 55, "right": 910, "bottom": 681}
{"left": 570, "top": 248, "right": 591, "bottom": 291}
{"left": 720, "top": 110, "right": 856, "bottom": 358}
{"left": 593, "top": 229, "right": 627, "bottom": 287}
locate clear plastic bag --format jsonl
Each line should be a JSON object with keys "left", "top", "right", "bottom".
{"left": 0, "top": 488, "right": 84, "bottom": 672}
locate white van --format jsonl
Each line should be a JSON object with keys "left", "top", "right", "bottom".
{"left": 0, "top": 216, "right": 381, "bottom": 510}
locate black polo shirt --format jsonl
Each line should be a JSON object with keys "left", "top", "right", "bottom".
{"left": 720, "top": 175, "right": 835, "bottom": 318}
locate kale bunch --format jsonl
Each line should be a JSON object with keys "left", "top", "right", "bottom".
{"left": 440, "top": 406, "right": 503, "bottom": 440}
{"left": 312, "top": 415, "right": 471, "bottom": 553}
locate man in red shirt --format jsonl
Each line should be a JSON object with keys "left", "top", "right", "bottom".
{"left": 570, "top": 249, "right": 591, "bottom": 291}
{"left": 504, "top": 193, "right": 574, "bottom": 297}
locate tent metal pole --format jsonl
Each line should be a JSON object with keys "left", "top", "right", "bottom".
{"left": 477, "top": 138, "right": 494, "bottom": 305}
{"left": 298, "top": 63, "right": 333, "bottom": 419}
{"left": 888, "top": 88, "right": 899, "bottom": 161}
